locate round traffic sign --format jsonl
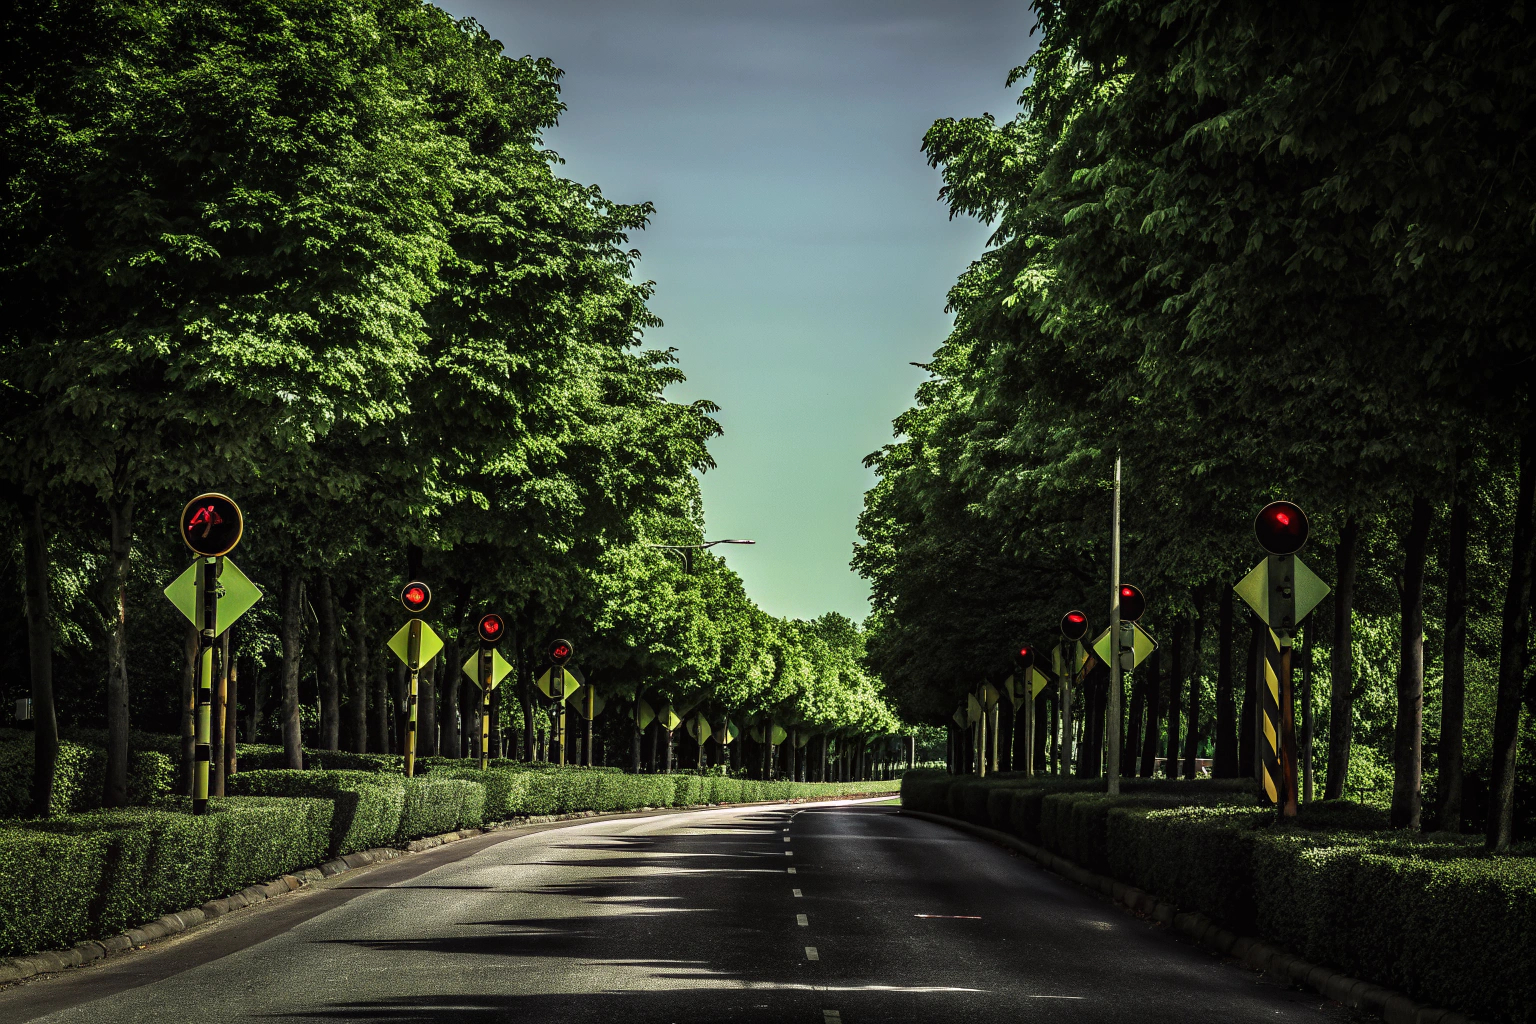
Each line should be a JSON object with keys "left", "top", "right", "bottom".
{"left": 1255, "top": 500, "right": 1309, "bottom": 555}
{"left": 180, "top": 493, "right": 243, "bottom": 557}
{"left": 1117, "top": 585, "right": 1147, "bottom": 622}
{"left": 478, "top": 613, "right": 506, "bottom": 644}
{"left": 548, "top": 638, "right": 573, "bottom": 665}
{"left": 1060, "top": 610, "right": 1088, "bottom": 641}
{"left": 400, "top": 581, "right": 431, "bottom": 614}
{"left": 1015, "top": 644, "right": 1036, "bottom": 670}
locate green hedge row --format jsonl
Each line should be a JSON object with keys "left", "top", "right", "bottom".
{"left": 0, "top": 797, "right": 331, "bottom": 957}
{"left": 901, "top": 771, "right": 1536, "bottom": 1024}
{"left": 0, "top": 736, "right": 174, "bottom": 818}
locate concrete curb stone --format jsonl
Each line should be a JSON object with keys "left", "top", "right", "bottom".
{"left": 898, "top": 807, "right": 1481, "bottom": 1024}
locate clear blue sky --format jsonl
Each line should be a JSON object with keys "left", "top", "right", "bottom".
{"left": 440, "top": 0, "right": 1039, "bottom": 621}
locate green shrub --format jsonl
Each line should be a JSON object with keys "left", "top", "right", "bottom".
{"left": 0, "top": 737, "right": 175, "bottom": 817}
{"left": 0, "top": 797, "right": 332, "bottom": 957}
{"left": 228, "top": 770, "right": 405, "bottom": 855}
{"left": 399, "top": 776, "right": 484, "bottom": 839}
{"left": 0, "top": 825, "right": 111, "bottom": 956}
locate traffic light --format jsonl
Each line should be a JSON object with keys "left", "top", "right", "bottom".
{"left": 1117, "top": 584, "right": 1146, "bottom": 622}
{"left": 1014, "top": 644, "right": 1035, "bottom": 670}
{"left": 1060, "top": 610, "right": 1088, "bottom": 641}
{"left": 477, "top": 613, "right": 505, "bottom": 644}
{"left": 400, "top": 581, "right": 431, "bottom": 614}
{"left": 180, "top": 493, "right": 244, "bottom": 557}
{"left": 548, "top": 638, "right": 574, "bottom": 665}
{"left": 1255, "top": 500, "right": 1309, "bottom": 555}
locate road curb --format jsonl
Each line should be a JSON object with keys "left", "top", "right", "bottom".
{"left": 898, "top": 808, "right": 1480, "bottom": 1024}
{"left": 0, "top": 789, "right": 897, "bottom": 989}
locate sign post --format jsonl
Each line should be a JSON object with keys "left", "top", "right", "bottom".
{"left": 546, "top": 640, "right": 574, "bottom": 765}
{"left": 165, "top": 494, "right": 254, "bottom": 815}
{"left": 386, "top": 583, "right": 440, "bottom": 777}
{"left": 462, "top": 613, "right": 511, "bottom": 770}
{"left": 1233, "top": 501, "right": 1330, "bottom": 818}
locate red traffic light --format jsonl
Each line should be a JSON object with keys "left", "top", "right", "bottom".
{"left": 1014, "top": 645, "right": 1036, "bottom": 670}
{"left": 548, "top": 638, "right": 573, "bottom": 665}
{"left": 1117, "top": 585, "right": 1146, "bottom": 622}
{"left": 1060, "top": 610, "right": 1088, "bottom": 641}
{"left": 180, "top": 492, "right": 244, "bottom": 557}
{"left": 1255, "top": 500, "right": 1309, "bottom": 555}
{"left": 478, "top": 613, "right": 505, "bottom": 644}
{"left": 400, "top": 581, "right": 431, "bottom": 613}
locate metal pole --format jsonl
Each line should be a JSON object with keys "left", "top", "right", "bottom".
{"left": 479, "top": 647, "right": 491, "bottom": 771}
{"left": 193, "top": 557, "right": 218, "bottom": 814}
{"left": 555, "top": 666, "right": 566, "bottom": 766}
{"left": 1058, "top": 643, "right": 1074, "bottom": 777}
{"left": 976, "top": 688, "right": 987, "bottom": 777}
{"left": 405, "top": 619, "right": 421, "bottom": 777}
{"left": 586, "top": 685, "right": 595, "bottom": 767}
{"left": 1107, "top": 453, "right": 1123, "bottom": 795}
{"left": 1279, "top": 639, "right": 1299, "bottom": 817}
{"left": 1021, "top": 673, "right": 1034, "bottom": 778}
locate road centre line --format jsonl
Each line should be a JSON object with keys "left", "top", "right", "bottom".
{"left": 792, "top": 888, "right": 803, "bottom": 897}
{"left": 797, "top": 914, "right": 809, "bottom": 926}
{"left": 914, "top": 914, "right": 980, "bottom": 920}
{"left": 805, "top": 946, "right": 819, "bottom": 960}
{"left": 787, "top": 866, "right": 797, "bottom": 874}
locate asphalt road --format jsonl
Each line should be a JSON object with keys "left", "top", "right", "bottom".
{"left": 2, "top": 799, "right": 1364, "bottom": 1023}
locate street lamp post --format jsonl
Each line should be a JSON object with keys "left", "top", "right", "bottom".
{"left": 646, "top": 539, "right": 755, "bottom": 573}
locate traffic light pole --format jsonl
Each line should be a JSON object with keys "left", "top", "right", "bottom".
{"left": 479, "top": 646, "right": 492, "bottom": 770}
{"left": 555, "top": 666, "right": 566, "bottom": 766}
{"left": 586, "top": 686, "right": 595, "bottom": 767}
{"left": 1020, "top": 675, "right": 1034, "bottom": 778}
{"left": 194, "top": 557, "right": 218, "bottom": 815}
{"left": 405, "top": 619, "right": 421, "bottom": 777}
{"left": 1107, "top": 454, "right": 1123, "bottom": 796}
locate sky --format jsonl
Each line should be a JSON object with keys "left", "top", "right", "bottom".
{"left": 439, "top": 0, "right": 1039, "bottom": 621}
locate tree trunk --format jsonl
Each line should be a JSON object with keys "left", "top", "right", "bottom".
{"left": 1437, "top": 454, "right": 1470, "bottom": 832}
{"left": 393, "top": 662, "right": 407, "bottom": 755}
{"left": 1489, "top": 433, "right": 1536, "bottom": 850}
{"left": 1127, "top": 665, "right": 1146, "bottom": 777}
{"left": 180, "top": 620, "right": 197, "bottom": 795}
{"left": 1240, "top": 614, "right": 1259, "bottom": 778}
{"left": 19, "top": 492, "right": 57, "bottom": 817}
{"left": 317, "top": 575, "right": 340, "bottom": 751}
{"left": 1325, "top": 517, "right": 1361, "bottom": 799}
{"left": 1184, "top": 588, "right": 1209, "bottom": 779}
{"left": 520, "top": 637, "right": 535, "bottom": 762}
{"left": 423, "top": 655, "right": 441, "bottom": 757}
{"left": 279, "top": 569, "right": 305, "bottom": 769}
{"left": 1300, "top": 617, "right": 1316, "bottom": 803}
{"left": 102, "top": 492, "right": 134, "bottom": 807}
{"left": 1165, "top": 617, "right": 1185, "bottom": 779}
{"left": 1214, "top": 587, "right": 1238, "bottom": 777}
{"left": 1391, "top": 495, "right": 1433, "bottom": 828}
{"left": 224, "top": 650, "right": 240, "bottom": 779}
{"left": 372, "top": 652, "right": 390, "bottom": 754}
{"left": 213, "top": 628, "right": 229, "bottom": 796}
{"left": 349, "top": 587, "right": 369, "bottom": 753}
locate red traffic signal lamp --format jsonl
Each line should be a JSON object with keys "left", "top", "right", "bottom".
{"left": 180, "top": 493, "right": 244, "bottom": 557}
{"left": 477, "top": 613, "right": 505, "bottom": 644}
{"left": 400, "top": 581, "right": 431, "bottom": 614}
{"left": 1117, "top": 585, "right": 1146, "bottom": 622}
{"left": 1014, "top": 644, "right": 1036, "bottom": 670}
{"left": 1255, "top": 500, "right": 1309, "bottom": 555}
{"left": 548, "top": 638, "right": 573, "bottom": 665}
{"left": 1060, "top": 610, "right": 1088, "bottom": 642}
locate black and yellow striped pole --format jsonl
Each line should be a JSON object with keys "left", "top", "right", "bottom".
{"left": 394, "top": 582, "right": 434, "bottom": 778}
{"left": 173, "top": 493, "right": 246, "bottom": 816}
{"left": 1236, "top": 502, "right": 1329, "bottom": 820}
{"left": 194, "top": 556, "right": 217, "bottom": 814}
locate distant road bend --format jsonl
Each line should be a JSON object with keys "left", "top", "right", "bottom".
{"left": 2, "top": 799, "right": 1363, "bottom": 1023}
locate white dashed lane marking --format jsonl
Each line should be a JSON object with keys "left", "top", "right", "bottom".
{"left": 787, "top": 866, "right": 797, "bottom": 874}
{"left": 805, "top": 946, "right": 819, "bottom": 961}
{"left": 797, "top": 914, "right": 808, "bottom": 926}
{"left": 792, "top": 888, "right": 803, "bottom": 897}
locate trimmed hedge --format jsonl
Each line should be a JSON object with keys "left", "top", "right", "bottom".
{"left": 228, "top": 770, "right": 406, "bottom": 855}
{"left": 0, "top": 797, "right": 332, "bottom": 957}
{"left": 400, "top": 775, "right": 485, "bottom": 838}
{"left": 901, "top": 771, "right": 1536, "bottom": 1023}
{"left": 0, "top": 736, "right": 173, "bottom": 817}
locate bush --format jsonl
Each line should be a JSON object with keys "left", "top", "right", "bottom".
{"left": 399, "top": 776, "right": 485, "bottom": 839}
{"left": 228, "top": 770, "right": 405, "bottom": 855}
{"left": 0, "top": 737, "right": 173, "bottom": 817}
{"left": 0, "top": 797, "right": 332, "bottom": 957}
